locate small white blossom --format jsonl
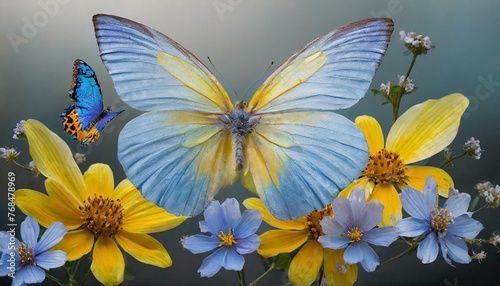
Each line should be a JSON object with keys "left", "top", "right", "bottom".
{"left": 13, "top": 120, "right": 27, "bottom": 139}
{"left": 476, "top": 181, "right": 500, "bottom": 208}
{"left": 380, "top": 81, "right": 391, "bottom": 96}
{"left": 463, "top": 137, "right": 483, "bottom": 159}
{"left": 398, "top": 75, "right": 415, "bottom": 93}
{"left": 399, "top": 30, "right": 433, "bottom": 55}
{"left": 74, "top": 153, "right": 87, "bottom": 164}
{"left": 472, "top": 250, "right": 487, "bottom": 263}
{"left": 0, "top": 147, "right": 20, "bottom": 162}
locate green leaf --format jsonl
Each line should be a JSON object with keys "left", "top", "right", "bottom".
{"left": 273, "top": 253, "right": 292, "bottom": 269}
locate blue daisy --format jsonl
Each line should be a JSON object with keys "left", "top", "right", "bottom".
{"left": 181, "top": 198, "right": 262, "bottom": 277}
{"left": 396, "top": 176, "right": 484, "bottom": 266}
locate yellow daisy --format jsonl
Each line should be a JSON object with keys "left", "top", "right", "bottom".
{"left": 243, "top": 198, "right": 357, "bottom": 286}
{"left": 15, "top": 119, "right": 187, "bottom": 285}
{"left": 340, "top": 93, "right": 469, "bottom": 226}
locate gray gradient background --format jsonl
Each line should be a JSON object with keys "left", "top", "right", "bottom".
{"left": 1, "top": 1, "right": 499, "bottom": 285}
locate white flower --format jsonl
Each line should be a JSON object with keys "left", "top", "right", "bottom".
{"left": 13, "top": 120, "right": 26, "bottom": 139}
{"left": 463, "top": 137, "right": 482, "bottom": 160}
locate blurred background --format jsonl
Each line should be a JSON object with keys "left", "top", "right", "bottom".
{"left": 1, "top": 0, "right": 499, "bottom": 285}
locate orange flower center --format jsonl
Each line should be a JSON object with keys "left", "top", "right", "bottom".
{"left": 431, "top": 206, "right": 454, "bottom": 232}
{"left": 363, "top": 149, "right": 409, "bottom": 185}
{"left": 79, "top": 194, "right": 124, "bottom": 237}
{"left": 17, "top": 242, "right": 36, "bottom": 266}
{"left": 306, "top": 203, "right": 333, "bottom": 240}
{"left": 218, "top": 229, "right": 237, "bottom": 247}
{"left": 346, "top": 227, "right": 363, "bottom": 242}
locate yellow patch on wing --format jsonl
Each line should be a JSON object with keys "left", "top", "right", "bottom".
{"left": 157, "top": 51, "right": 232, "bottom": 112}
{"left": 63, "top": 109, "right": 101, "bottom": 144}
{"left": 249, "top": 51, "right": 327, "bottom": 111}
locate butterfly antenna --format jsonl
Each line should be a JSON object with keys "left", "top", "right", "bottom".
{"left": 207, "top": 56, "right": 238, "bottom": 98}
{"left": 242, "top": 61, "right": 274, "bottom": 109}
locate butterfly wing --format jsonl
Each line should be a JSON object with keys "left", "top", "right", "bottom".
{"left": 93, "top": 14, "right": 237, "bottom": 216}
{"left": 68, "top": 59, "right": 105, "bottom": 130}
{"left": 243, "top": 18, "right": 394, "bottom": 220}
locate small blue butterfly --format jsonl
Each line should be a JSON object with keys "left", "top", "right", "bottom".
{"left": 61, "top": 59, "right": 123, "bottom": 146}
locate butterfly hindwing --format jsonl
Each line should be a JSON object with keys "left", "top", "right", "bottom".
{"left": 62, "top": 59, "right": 122, "bottom": 146}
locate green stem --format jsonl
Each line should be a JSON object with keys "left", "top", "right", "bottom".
{"left": 248, "top": 264, "right": 277, "bottom": 286}
{"left": 45, "top": 272, "right": 66, "bottom": 286}
{"left": 238, "top": 269, "right": 245, "bottom": 286}
{"left": 378, "top": 245, "right": 413, "bottom": 268}
{"left": 440, "top": 151, "right": 467, "bottom": 168}
{"left": 474, "top": 204, "right": 489, "bottom": 214}
{"left": 393, "top": 54, "right": 418, "bottom": 122}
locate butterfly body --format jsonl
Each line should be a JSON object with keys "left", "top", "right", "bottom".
{"left": 93, "top": 15, "right": 394, "bottom": 219}
{"left": 61, "top": 59, "right": 123, "bottom": 146}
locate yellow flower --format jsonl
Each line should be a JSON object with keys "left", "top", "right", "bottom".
{"left": 340, "top": 93, "right": 469, "bottom": 226}
{"left": 243, "top": 198, "right": 357, "bottom": 286}
{"left": 15, "top": 120, "right": 187, "bottom": 285}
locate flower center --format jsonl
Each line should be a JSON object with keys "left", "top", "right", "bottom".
{"left": 17, "top": 242, "right": 36, "bottom": 266}
{"left": 79, "top": 194, "right": 124, "bottom": 237}
{"left": 218, "top": 229, "right": 237, "bottom": 247}
{"left": 363, "top": 149, "right": 409, "bottom": 185}
{"left": 306, "top": 203, "right": 333, "bottom": 240}
{"left": 347, "top": 227, "right": 363, "bottom": 242}
{"left": 431, "top": 206, "right": 454, "bottom": 232}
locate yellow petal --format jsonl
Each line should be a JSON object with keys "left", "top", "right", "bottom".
{"left": 53, "top": 229, "right": 94, "bottom": 261}
{"left": 91, "top": 236, "right": 124, "bottom": 286}
{"left": 323, "top": 248, "right": 357, "bottom": 286}
{"left": 15, "top": 189, "right": 82, "bottom": 229}
{"left": 288, "top": 240, "right": 323, "bottom": 286}
{"left": 355, "top": 115, "right": 385, "bottom": 155}
{"left": 115, "top": 180, "right": 187, "bottom": 233}
{"left": 339, "top": 177, "right": 374, "bottom": 199}
{"left": 368, "top": 183, "right": 402, "bottom": 227}
{"left": 406, "top": 166, "right": 454, "bottom": 198}
{"left": 116, "top": 231, "right": 172, "bottom": 268}
{"left": 258, "top": 229, "right": 308, "bottom": 258}
{"left": 24, "top": 119, "right": 86, "bottom": 201}
{"left": 386, "top": 94, "right": 469, "bottom": 163}
{"left": 243, "top": 198, "right": 306, "bottom": 230}
{"left": 44, "top": 179, "right": 82, "bottom": 214}
{"left": 83, "top": 164, "right": 115, "bottom": 198}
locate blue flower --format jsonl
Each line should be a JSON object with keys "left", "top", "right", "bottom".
{"left": 318, "top": 189, "right": 399, "bottom": 272}
{"left": 181, "top": 198, "right": 262, "bottom": 277}
{"left": 396, "top": 176, "right": 484, "bottom": 266}
{"left": 0, "top": 216, "right": 67, "bottom": 286}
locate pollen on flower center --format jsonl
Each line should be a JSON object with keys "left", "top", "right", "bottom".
{"left": 79, "top": 194, "right": 124, "bottom": 237}
{"left": 363, "top": 148, "right": 409, "bottom": 185}
{"left": 431, "top": 206, "right": 454, "bottom": 232}
{"left": 306, "top": 203, "right": 333, "bottom": 240}
{"left": 347, "top": 227, "right": 363, "bottom": 242}
{"left": 17, "top": 242, "right": 36, "bottom": 266}
{"left": 218, "top": 229, "right": 237, "bottom": 247}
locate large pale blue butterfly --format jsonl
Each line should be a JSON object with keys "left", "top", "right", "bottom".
{"left": 93, "top": 15, "right": 394, "bottom": 220}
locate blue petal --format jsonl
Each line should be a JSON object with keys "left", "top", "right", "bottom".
{"left": 221, "top": 198, "right": 242, "bottom": 229}
{"left": 396, "top": 217, "right": 430, "bottom": 237}
{"left": 343, "top": 241, "right": 364, "bottom": 264}
{"left": 438, "top": 235, "right": 453, "bottom": 266}
{"left": 35, "top": 250, "right": 67, "bottom": 270}
{"left": 363, "top": 227, "right": 399, "bottom": 247}
{"left": 233, "top": 209, "right": 261, "bottom": 239}
{"left": 182, "top": 234, "right": 219, "bottom": 254}
{"left": 447, "top": 215, "right": 483, "bottom": 239}
{"left": 320, "top": 216, "right": 346, "bottom": 236}
{"left": 444, "top": 193, "right": 471, "bottom": 218}
{"left": 441, "top": 234, "right": 471, "bottom": 265}
{"left": 199, "top": 220, "right": 209, "bottom": 233}
{"left": 332, "top": 196, "right": 353, "bottom": 229}
{"left": 348, "top": 189, "right": 367, "bottom": 225}
{"left": 358, "top": 241, "right": 380, "bottom": 272}
{"left": 220, "top": 247, "right": 244, "bottom": 271}
{"left": 16, "top": 264, "right": 45, "bottom": 284}
{"left": 0, "top": 231, "right": 20, "bottom": 252}
{"left": 203, "top": 200, "right": 226, "bottom": 235}
{"left": 357, "top": 200, "right": 383, "bottom": 231}
{"left": 318, "top": 231, "right": 351, "bottom": 249}
{"left": 422, "top": 176, "right": 438, "bottom": 209}
{"left": 235, "top": 234, "right": 260, "bottom": 255}
{"left": 417, "top": 232, "right": 439, "bottom": 264}
{"left": 20, "top": 216, "right": 39, "bottom": 248}
{"left": 33, "top": 222, "right": 67, "bottom": 254}
{"left": 400, "top": 186, "right": 433, "bottom": 221}
{"left": 198, "top": 247, "right": 244, "bottom": 277}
